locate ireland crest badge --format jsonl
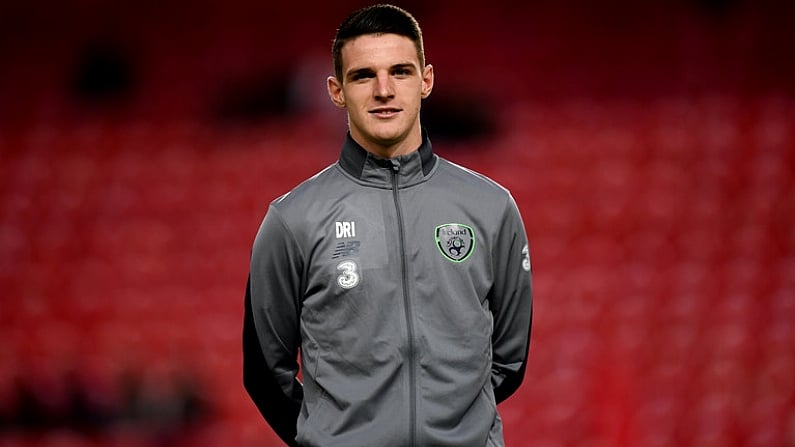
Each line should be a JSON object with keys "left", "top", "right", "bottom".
{"left": 435, "top": 223, "right": 475, "bottom": 263}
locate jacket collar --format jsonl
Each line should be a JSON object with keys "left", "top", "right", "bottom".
{"left": 338, "top": 130, "right": 437, "bottom": 188}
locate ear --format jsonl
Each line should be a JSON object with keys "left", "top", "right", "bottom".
{"left": 421, "top": 64, "right": 434, "bottom": 99}
{"left": 327, "top": 76, "right": 346, "bottom": 108}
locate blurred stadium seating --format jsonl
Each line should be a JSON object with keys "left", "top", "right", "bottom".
{"left": 1, "top": 0, "right": 793, "bottom": 446}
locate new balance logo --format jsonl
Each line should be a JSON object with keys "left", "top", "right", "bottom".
{"left": 335, "top": 221, "right": 356, "bottom": 238}
{"left": 332, "top": 241, "right": 361, "bottom": 259}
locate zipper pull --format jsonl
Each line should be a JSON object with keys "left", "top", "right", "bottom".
{"left": 390, "top": 159, "right": 401, "bottom": 172}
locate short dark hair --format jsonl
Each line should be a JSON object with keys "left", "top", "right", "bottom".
{"left": 332, "top": 4, "right": 425, "bottom": 82}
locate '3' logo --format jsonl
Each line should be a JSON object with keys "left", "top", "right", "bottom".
{"left": 336, "top": 260, "right": 360, "bottom": 289}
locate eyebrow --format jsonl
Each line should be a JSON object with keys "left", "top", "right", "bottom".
{"left": 391, "top": 63, "right": 416, "bottom": 73}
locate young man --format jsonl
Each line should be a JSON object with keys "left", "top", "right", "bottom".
{"left": 243, "top": 5, "right": 532, "bottom": 447}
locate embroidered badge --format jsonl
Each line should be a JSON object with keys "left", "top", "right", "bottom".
{"left": 435, "top": 223, "right": 475, "bottom": 262}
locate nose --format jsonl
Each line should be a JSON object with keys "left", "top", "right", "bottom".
{"left": 374, "top": 71, "right": 394, "bottom": 101}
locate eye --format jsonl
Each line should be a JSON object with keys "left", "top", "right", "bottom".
{"left": 393, "top": 67, "right": 412, "bottom": 77}
{"left": 349, "top": 70, "right": 375, "bottom": 82}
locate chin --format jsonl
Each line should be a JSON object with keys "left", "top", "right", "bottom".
{"left": 374, "top": 125, "right": 410, "bottom": 142}
{"left": 353, "top": 122, "right": 414, "bottom": 151}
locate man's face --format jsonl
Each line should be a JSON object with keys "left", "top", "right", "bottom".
{"left": 328, "top": 33, "right": 433, "bottom": 157}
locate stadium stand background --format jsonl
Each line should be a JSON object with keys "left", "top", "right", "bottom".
{"left": 1, "top": 0, "right": 794, "bottom": 445}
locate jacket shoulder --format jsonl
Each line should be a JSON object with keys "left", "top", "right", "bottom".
{"left": 270, "top": 163, "right": 341, "bottom": 211}
{"left": 435, "top": 158, "right": 513, "bottom": 198}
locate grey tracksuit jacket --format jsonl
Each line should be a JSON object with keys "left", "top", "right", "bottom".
{"left": 243, "top": 132, "right": 533, "bottom": 447}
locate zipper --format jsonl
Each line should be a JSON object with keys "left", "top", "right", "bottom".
{"left": 391, "top": 159, "right": 417, "bottom": 447}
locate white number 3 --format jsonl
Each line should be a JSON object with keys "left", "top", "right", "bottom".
{"left": 336, "top": 260, "right": 360, "bottom": 289}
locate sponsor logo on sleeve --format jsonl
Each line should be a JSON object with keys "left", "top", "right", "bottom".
{"left": 522, "top": 244, "right": 531, "bottom": 272}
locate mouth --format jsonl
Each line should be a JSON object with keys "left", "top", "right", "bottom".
{"left": 369, "top": 107, "right": 402, "bottom": 118}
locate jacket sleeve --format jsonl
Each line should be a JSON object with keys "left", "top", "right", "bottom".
{"left": 488, "top": 194, "right": 533, "bottom": 404}
{"left": 243, "top": 204, "right": 304, "bottom": 446}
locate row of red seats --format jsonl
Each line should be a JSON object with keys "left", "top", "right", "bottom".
{"left": 1, "top": 95, "right": 793, "bottom": 446}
